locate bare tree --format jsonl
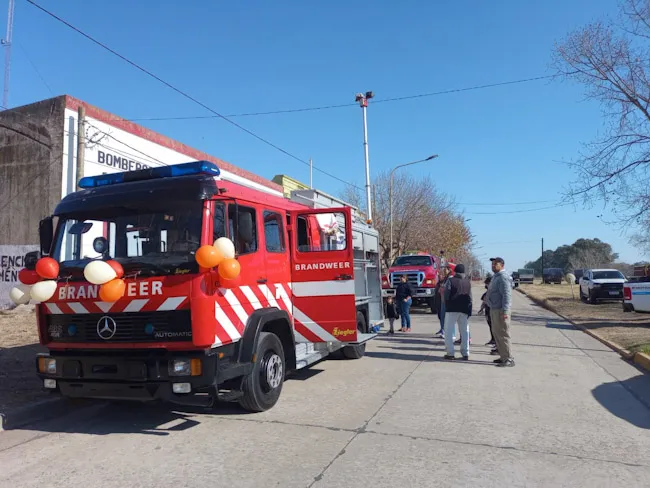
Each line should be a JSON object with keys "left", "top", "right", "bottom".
{"left": 342, "top": 171, "right": 472, "bottom": 269}
{"left": 569, "top": 248, "right": 612, "bottom": 270}
{"left": 553, "top": 0, "right": 650, "bottom": 241}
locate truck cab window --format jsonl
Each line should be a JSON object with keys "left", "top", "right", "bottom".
{"left": 296, "top": 212, "right": 347, "bottom": 252}
{"left": 228, "top": 205, "right": 257, "bottom": 254}
{"left": 264, "top": 211, "right": 285, "bottom": 253}
{"left": 213, "top": 202, "right": 226, "bottom": 241}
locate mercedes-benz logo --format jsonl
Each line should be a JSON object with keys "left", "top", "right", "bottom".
{"left": 96, "top": 316, "right": 117, "bottom": 340}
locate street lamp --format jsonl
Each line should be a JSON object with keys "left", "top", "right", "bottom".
{"left": 389, "top": 154, "right": 439, "bottom": 264}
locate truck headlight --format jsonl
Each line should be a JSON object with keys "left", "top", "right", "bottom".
{"left": 38, "top": 357, "right": 57, "bottom": 374}
{"left": 425, "top": 279, "right": 433, "bottom": 285}
{"left": 169, "top": 359, "right": 202, "bottom": 376}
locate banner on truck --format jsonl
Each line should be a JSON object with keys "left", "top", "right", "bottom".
{"left": 0, "top": 245, "right": 39, "bottom": 309}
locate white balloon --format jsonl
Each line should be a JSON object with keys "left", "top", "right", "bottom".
{"left": 30, "top": 280, "right": 58, "bottom": 302}
{"left": 9, "top": 284, "right": 32, "bottom": 305}
{"left": 214, "top": 237, "right": 235, "bottom": 259}
{"left": 84, "top": 260, "right": 117, "bottom": 285}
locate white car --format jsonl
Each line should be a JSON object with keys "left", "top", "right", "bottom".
{"left": 579, "top": 269, "right": 626, "bottom": 304}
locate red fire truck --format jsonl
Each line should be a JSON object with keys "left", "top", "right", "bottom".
{"left": 26, "top": 161, "right": 381, "bottom": 412}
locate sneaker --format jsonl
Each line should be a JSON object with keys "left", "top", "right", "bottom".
{"left": 462, "top": 356, "right": 469, "bottom": 361}
{"left": 444, "top": 354, "right": 455, "bottom": 360}
{"left": 490, "top": 349, "right": 499, "bottom": 355}
{"left": 497, "top": 359, "right": 515, "bottom": 368}
{"left": 493, "top": 358, "right": 506, "bottom": 364}
{"left": 434, "top": 331, "right": 443, "bottom": 338}
{"left": 485, "top": 340, "right": 495, "bottom": 346}
{"left": 454, "top": 339, "right": 461, "bottom": 345}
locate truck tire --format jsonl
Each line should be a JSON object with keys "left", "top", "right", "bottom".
{"left": 239, "top": 332, "right": 285, "bottom": 412}
{"left": 342, "top": 311, "right": 367, "bottom": 360}
{"left": 588, "top": 290, "right": 597, "bottom": 304}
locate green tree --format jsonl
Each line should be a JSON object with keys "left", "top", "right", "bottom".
{"left": 525, "top": 238, "right": 618, "bottom": 274}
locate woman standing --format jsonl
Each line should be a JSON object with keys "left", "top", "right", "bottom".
{"left": 396, "top": 275, "right": 414, "bottom": 332}
{"left": 434, "top": 265, "right": 450, "bottom": 338}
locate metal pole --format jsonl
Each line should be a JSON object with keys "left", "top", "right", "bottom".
{"left": 2, "top": 0, "right": 15, "bottom": 109}
{"left": 361, "top": 104, "right": 372, "bottom": 222}
{"left": 76, "top": 105, "right": 85, "bottom": 190}
{"left": 542, "top": 237, "right": 544, "bottom": 285}
{"left": 309, "top": 158, "right": 313, "bottom": 189}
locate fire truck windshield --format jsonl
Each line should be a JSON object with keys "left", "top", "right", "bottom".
{"left": 392, "top": 255, "right": 432, "bottom": 267}
{"left": 51, "top": 201, "right": 203, "bottom": 277}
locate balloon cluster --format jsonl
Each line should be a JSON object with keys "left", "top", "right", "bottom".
{"left": 9, "top": 257, "right": 60, "bottom": 305}
{"left": 195, "top": 237, "right": 240, "bottom": 282}
{"left": 83, "top": 260, "right": 125, "bottom": 302}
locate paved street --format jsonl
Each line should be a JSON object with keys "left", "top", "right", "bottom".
{"left": 1, "top": 288, "right": 649, "bottom": 487}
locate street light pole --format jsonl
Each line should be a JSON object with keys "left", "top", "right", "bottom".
{"left": 356, "top": 91, "right": 374, "bottom": 222}
{"left": 389, "top": 154, "right": 439, "bottom": 264}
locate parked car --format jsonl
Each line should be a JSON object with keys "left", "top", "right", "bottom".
{"left": 543, "top": 268, "right": 563, "bottom": 284}
{"left": 573, "top": 268, "right": 584, "bottom": 284}
{"left": 579, "top": 269, "right": 626, "bottom": 304}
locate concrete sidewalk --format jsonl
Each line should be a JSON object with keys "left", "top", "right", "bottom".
{"left": 1, "top": 289, "right": 649, "bottom": 487}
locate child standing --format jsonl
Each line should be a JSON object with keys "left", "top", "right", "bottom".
{"left": 384, "top": 297, "right": 399, "bottom": 334}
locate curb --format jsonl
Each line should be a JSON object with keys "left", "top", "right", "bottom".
{"left": 0, "top": 396, "right": 105, "bottom": 432}
{"left": 515, "top": 287, "right": 647, "bottom": 369}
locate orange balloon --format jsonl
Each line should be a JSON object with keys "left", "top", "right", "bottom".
{"left": 99, "top": 278, "right": 126, "bottom": 302}
{"left": 35, "top": 257, "right": 59, "bottom": 280}
{"left": 195, "top": 245, "right": 224, "bottom": 269}
{"left": 218, "top": 258, "right": 241, "bottom": 281}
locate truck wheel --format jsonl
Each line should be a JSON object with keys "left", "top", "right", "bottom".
{"left": 588, "top": 290, "right": 597, "bottom": 304}
{"left": 342, "top": 312, "right": 367, "bottom": 360}
{"left": 239, "top": 332, "right": 285, "bottom": 412}
{"left": 579, "top": 288, "right": 585, "bottom": 302}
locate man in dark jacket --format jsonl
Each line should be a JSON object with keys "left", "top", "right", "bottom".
{"left": 395, "top": 274, "right": 414, "bottom": 332}
{"left": 443, "top": 264, "right": 473, "bottom": 360}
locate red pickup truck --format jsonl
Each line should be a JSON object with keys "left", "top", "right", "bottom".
{"left": 381, "top": 252, "right": 443, "bottom": 313}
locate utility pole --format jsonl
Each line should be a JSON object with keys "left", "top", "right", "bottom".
{"left": 76, "top": 106, "right": 86, "bottom": 190}
{"left": 2, "top": 0, "right": 15, "bottom": 109}
{"left": 542, "top": 237, "right": 544, "bottom": 285}
{"left": 309, "top": 158, "right": 313, "bottom": 189}
{"left": 355, "top": 91, "right": 374, "bottom": 222}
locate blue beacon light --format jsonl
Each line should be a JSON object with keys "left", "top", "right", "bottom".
{"left": 78, "top": 161, "right": 221, "bottom": 189}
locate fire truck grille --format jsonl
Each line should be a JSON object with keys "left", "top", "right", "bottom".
{"left": 45, "top": 310, "right": 193, "bottom": 343}
{"left": 390, "top": 272, "right": 424, "bottom": 287}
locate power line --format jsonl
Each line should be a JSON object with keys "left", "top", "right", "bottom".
{"left": 457, "top": 199, "right": 558, "bottom": 206}
{"left": 125, "top": 74, "right": 559, "bottom": 122}
{"left": 16, "top": 41, "right": 54, "bottom": 96}
{"left": 24, "top": 0, "right": 364, "bottom": 192}
{"left": 465, "top": 202, "right": 572, "bottom": 215}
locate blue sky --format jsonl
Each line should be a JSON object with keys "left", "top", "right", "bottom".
{"left": 4, "top": 0, "right": 639, "bottom": 270}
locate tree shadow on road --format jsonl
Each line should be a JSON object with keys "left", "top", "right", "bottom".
{"left": 592, "top": 375, "right": 650, "bottom": 430}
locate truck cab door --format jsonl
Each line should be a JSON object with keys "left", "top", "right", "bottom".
{"left": 289, "top": 207, "right": 357, "bottom": 343}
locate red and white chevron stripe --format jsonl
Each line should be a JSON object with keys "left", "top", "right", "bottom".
{"left": 42, "top": 281, "right": 340, "bottom": 347}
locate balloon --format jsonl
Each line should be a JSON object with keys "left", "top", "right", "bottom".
{"left": 218, "top": 258, "right": 241, "bottom": 281}
{"left": 84, "top": 260, "right": 117, "bottom": 285}
{"left": 35, "top": 258, "right": 59, "bottom": 280}
{"left": 99, "top": 278, "right": 126, "bottom": 302}
{"left": 214, "top": 237, "right": 235, "bottom": 259}
{"left": 106, "top": 260, "right": 124, "bottom": 279}
{"left": 196, "top": 245, "right": 224, "bottom": 269}
{"left": 30, "top": 280, "right": 58, "bottom": 302}
{"left": 9, "top": 284, "right": 32, "bottom": 305}
{"left": 18, "top": 269, "right": 40, "bottom": 285}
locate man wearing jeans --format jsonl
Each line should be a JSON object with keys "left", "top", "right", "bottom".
{"left": 486, "top": 257, "right": 514, "bottom": 367}
{"left": 443, "top": 264, "right": 472, "bottom": 360}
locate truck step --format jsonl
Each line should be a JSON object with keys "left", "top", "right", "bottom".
{"left": 295, "top": 350, "right": 329, "bottom": 369}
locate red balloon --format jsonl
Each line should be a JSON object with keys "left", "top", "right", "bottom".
{"left": 35, "top": 257, "right": 59, "bottom": 280}
{"left": 18, "top": 268, "right": 40, "bottom": 285}
{"left": 106, "top": 260, "right": 124, "bottom": 279}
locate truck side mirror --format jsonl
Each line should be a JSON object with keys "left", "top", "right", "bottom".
{"left": 39, "top": 216, "right": 54, "bottom": 256}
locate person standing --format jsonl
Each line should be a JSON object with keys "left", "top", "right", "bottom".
{"left": 443, "top": 264, "right": 473, "bottom": 360}
{"left": 384, "top": 297, "right": 399, "bottom": 334}
{"left": 478, "top": 276, "right": 496, "bottom": 348}
{"left": 486, "top": 257, "right": 514, "bottom": 367}
{"left": 434, "top": 265, "right": 450, "bottom": 338}
{"left": 396, "top": 274, "right": 414, "bottom": 332}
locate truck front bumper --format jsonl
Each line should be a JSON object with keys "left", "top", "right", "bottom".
{"left": 36, "top": 350, "right": 223, "bottom": 407}
{"left": 382, "top": 288, "right": 435, "bottom": 299}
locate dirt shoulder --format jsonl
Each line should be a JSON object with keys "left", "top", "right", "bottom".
{"left": 518, "top": 284, "right": 650, "bottom": 354}
{"left": 0, "top": 307, "right": 48, "bottom": 413}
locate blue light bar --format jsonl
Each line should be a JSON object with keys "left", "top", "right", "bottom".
{"left": 78, "top": 161, "right": 221, "bottom": 189}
